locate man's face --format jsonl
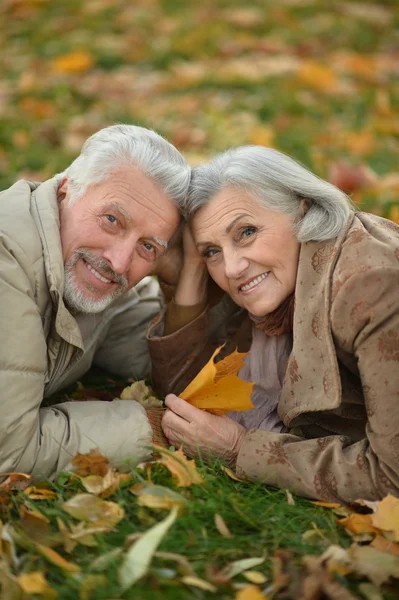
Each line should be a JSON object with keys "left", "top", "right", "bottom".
{"left": 58, "top": 166, "right": 180, "bottom": 313}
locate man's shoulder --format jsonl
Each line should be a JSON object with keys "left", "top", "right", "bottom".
{"left": 0, "top": 179, "right": 44, "bottom": 266}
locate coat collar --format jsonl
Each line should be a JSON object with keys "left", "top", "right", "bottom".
{"left": 30, "top": 177, "right": 83, "bottom": 350}
{"left": 279, "top": 212, "right": 355, "bottom": 424}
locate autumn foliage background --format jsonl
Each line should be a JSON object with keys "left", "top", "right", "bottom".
{"left": 0, "top": 0, "right": 398, "bottom": 221}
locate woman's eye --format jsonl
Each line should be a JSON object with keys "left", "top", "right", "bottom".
{"left": 143, "top": 242, "right": 155, "bottom": 252}
{"left": 203, "top": 248, "right": 219, "bottom": 258}
{"left": 242, "top": 226, "right": 256, "bottom": 238}
{"left": 105, "top": 214, "right": 118, "bottom": 225}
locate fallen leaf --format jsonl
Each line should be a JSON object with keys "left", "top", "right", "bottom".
{"left": 180, "top": 346, "right": 254, "bottom": 414}
{"left": 71, "top": 448, "right": 110, "bottom": 477}
{"left": 221, "top": 466, "right": 247, "bottom": 482}
{"left": 80, "top": 574, "right": 107, "bottom": 600}
{"left": 52, "top": 50, "right": 94, "bottom": 74}
{"left": 62, "top": 493, "right": 124, "bottom": 527}
{"left": 18, "top": 571, "right": 57, "bottom": 598}
{"left": 35, "top": 543, "right": 81, "bottom": 573}
{"left": 0, "top": 473, "right": 31, "bottom": 492}
{"left": 157, "top": 447, "right": 204, "bottom": 487}
{"left": 371, "top": 534, "right": 399, "bottom": 557}
{"left": 118, "top": 507, "right": 178, "bottom": 590}
{"left": 154, "top": 551, "right": 194, "bottom": 576}
{"left": 134, "top": 484, "right": 188, "bottom": 513}
{"left": 243, "top": 571, "right": 267, "bottom": 584}
{"left": 357, "top": 582, "right": 384, "bottom": 600}
{"left": 222, "top": 556, "right": 266, "bottom": 579}
{"left": 24, "top": 486, "right": 57, "bottom": 500}
{"left": 214, "top": 513, "right": 232, "bottom": 538}
{"left": 181, "top": 575, "right": 217, "bottom": 592}
{"left": 311, "top": 501, "right": 342, "bottom": 509}
{"left": 120, "top": 380, "right": 163, "bottom": 408}
{"left": 338, "top": 513, "right": 379, "bottom": 535}
{"left": 0, "top": 559, "right": 22, "bottom": 600}
{"left": 371, "top": 494, "right": 399, "bottom": 542}
{"left": 79, "top": 469, "right": 121, "bottom": 498}
{"left": 235, "top": 585, "right": 266, "bottom": 600}
{"left": 19, "top": 504, "right": 50, "bottom": 525}
{"left": 328, "top": 161, "right": 378, "bottom": 194}
{"left": 297, "top": 61, "right": 339, "bottom": 93}
{"left": 349, "top": 544, "right": 399, "bottom": 587}
{"left": 285, "top": 489, "right": 295, "bottom": 506}
{"left": 91, "top": 547, "right": 123, "bottom": 571}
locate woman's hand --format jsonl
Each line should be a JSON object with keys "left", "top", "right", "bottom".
{"left": 162, "top": 394, "right": 247, "bottom": 465}
{"left": 174, "top": 225, "right": 209, "bottom": 306}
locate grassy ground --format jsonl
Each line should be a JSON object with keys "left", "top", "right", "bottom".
{"left": 1, "top": 1, "right": 399, "bottom": 598}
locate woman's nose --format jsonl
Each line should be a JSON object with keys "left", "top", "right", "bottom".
{"left": 223, "top": 250, "right": 248, "bottom": 280}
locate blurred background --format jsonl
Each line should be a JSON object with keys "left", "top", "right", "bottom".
{"left": 0, "top": 0, "right": 398, "bottom": 219}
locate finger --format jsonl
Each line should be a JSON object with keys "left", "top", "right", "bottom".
{"left": 162, "top": 408, "right": 189, "bottom": 440}
{"left": 165, "top": 394, "right": 204, "bottom": 422}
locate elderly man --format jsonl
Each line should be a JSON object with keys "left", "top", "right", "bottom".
{"left": 0, "top": 124, "right": 190, "bottom": 479}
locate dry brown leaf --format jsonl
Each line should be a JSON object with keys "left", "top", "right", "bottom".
{"left": 0, "top": 473, "right": 31, "bottom": 492}
{"left": 285, "top": 489, "right": 295, "bottom": 506}
{"left": 311, "top": 501, "right": 342, "bottom": 509}
{"left": 71, "top": 448, "right": 110, "bottom": 477}
{"left": 62, "top": 493, "right": 124, "bottom": 527}
{"left": 154, "top": 551, "right": 194, "bottom": 576}
{"left": 0, "top": 559, "right": 22, "bottom": 599}
{"left": 19, "top": 504, "right": 50, "bottom": 525}
{"left": 180, "top": 346, "right": 254, "bottom": 414}
{"left": 214, "top": 513, "right": 232, "bottom": 538}
{"left": 371, "top": 495, "right": 399, "bottom": 542}
{"left": 18, "top": 571, "right": 58, "bottom": 598}
{"left": 157, "top": 447, "right": 204, "bottom": 487}
{"left": 35, "top": 543, "right": 81, "bottom": 573}
{"left": 235, "top": 585, "right": 267, "bottom": 600}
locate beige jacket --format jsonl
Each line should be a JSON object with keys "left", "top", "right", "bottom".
{"left": 147, "top": 213, "right": 399, "bottom": 502}
{"left": 0, "top": 178, "right": 161, "bottom": 480}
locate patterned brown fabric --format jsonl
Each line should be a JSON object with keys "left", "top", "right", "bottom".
{"left": 147, "top": 212, "right": 399, "bottom": 502}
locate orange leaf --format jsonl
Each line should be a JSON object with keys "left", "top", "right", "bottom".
{"left": 235, "top": 585, "right": 267, "bottom": 600}
{"left": 35, "top": 543, "right": 81, "bottom": 572}
{"left": 52, "top": 50, "right": 94, "bottom": 74}
{"left": 18, "top": 571, "right": 57, "bottom": 597}
{"left": 180, "top": 346, "right": 254, "bottom": 414}
{"left": 371, "top": 495, "right": 399, "bottom": 542}
{"left": 72, "top": 448, "right": 110, "bottom": 477}
{"left": 371, "top": 534, "right": 399, "bottom": 557}
{"left": 24, "top": 486, "right": 57, "bottom": 500}
{"left": 297, "top": 61, "right": 338, "bottom": 93}
{"left": 0, "top": 472, "right": 31, "bottom": 491}
{"left": 338, "top": 513, "right": 379, "bottom": 535}
{"left": 157, "top": 447, "right": 204, "bottom": 487}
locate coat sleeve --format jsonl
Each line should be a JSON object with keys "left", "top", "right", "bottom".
{"left": 0, "top": 241, "right": 152, "bottom": 480}
{"left": 236, "top": 266, "right": 399, "bottom": 502}
{"left": 93, "top": 276, "right": 161, "bottom": 379}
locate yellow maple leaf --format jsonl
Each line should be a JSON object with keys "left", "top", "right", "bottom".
{"left": 180, "top": 346, "right": 254, "bottom": 414}
{"left": 371, "top": 494, "right": 399, "bottom": 542}
{"left": 157, "top": 447, "right": 204, "bottom": 487}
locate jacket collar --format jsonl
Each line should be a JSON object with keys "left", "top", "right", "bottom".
{"left": 30, "top": 177, "right": 83, "bottom": 349}
{"left": 279, "top": 212, "right": 355, "bottom": 423}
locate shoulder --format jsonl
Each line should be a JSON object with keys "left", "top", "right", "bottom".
{"left": 0, "top": 180, "right": 46, "bottom": 268}
{"left": 332, "top": 212, "right": 399, "bottom": 301}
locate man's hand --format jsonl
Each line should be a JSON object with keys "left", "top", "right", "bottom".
{"left": 162, "top": 394, "right": 247, "bottom": 465}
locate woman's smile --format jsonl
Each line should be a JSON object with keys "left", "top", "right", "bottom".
{"left": 238, "top": 271, "right": 270, "bottom": 294}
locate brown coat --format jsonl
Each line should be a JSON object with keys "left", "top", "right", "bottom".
{"left": 147, "top": 212, "right": 399, "bottom": 502}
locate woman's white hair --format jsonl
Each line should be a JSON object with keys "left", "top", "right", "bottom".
{"left": 188, "top": 146, "right": 354, "bottom": 242}
{"left": 61, "top": 124, "right": 191, "bottom": 208}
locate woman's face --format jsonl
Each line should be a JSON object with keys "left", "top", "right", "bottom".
{"left": 192, "top": 186, "right": 300, "bottom": 316}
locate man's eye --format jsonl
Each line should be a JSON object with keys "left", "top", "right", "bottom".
{"left": 105, "top": 214, "right": 118, "bottom": 224}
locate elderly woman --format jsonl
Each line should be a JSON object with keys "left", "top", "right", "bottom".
{"left": 147, "top": 146, "right": 399, "bottom": 503}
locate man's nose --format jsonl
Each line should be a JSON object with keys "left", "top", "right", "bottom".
{"left": 223, "top": 249, "right": 248, "bottom": 280}
{"left": 102, "top": 238, "right": 136, "bottom": 275}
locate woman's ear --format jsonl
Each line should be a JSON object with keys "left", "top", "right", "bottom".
{"left": 299, "top": 198, "right": 311, "bottom": 217}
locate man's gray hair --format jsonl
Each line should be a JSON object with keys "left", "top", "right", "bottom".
{"left": 62, "top": 124, "right": 191, "bottom": 208}
{"left": 187, "top": 146, "right": 354, "bottom": 242}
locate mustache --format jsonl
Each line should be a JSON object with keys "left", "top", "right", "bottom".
{"left": 66, "top": 249, "right": 129, "bottom": 289}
